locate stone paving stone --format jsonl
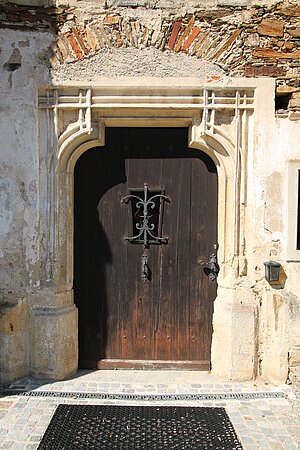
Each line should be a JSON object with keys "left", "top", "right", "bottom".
{"left": 30, "top": 435, "right": 42, "bottom": 441}
{"left": 1, "top": 373, "right": 299, "bottom": 449}
{"left": 242, "top": 437, "right": 256, "bottom": 444}
{"left": 12, "top": 444, "right": 26, "bottom": 450}
{"left": 0, "top": 442, "right": 14, "bottom": 449}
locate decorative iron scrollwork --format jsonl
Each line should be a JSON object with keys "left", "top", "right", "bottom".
{"left": 121, "top": 183, "right": 169, "bottom": 248}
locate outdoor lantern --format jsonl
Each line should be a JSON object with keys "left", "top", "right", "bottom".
{"left": 264, "top": 261, "right": 281, "bottom": 283}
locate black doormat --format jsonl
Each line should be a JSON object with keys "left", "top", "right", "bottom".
{"left": 38, "top": 404, "right": 243, "bottom": 449}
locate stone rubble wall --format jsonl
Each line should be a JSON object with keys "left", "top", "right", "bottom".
{"left": 1, "top": 1, "right": 300, "bottom": 114}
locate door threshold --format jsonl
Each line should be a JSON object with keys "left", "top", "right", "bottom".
{"left": 92, "top": 359, "right": 210, "bottom": 370}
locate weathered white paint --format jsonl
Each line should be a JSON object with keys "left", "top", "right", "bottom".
{"left": 0, "top": 26, "right": 299, "bottom": 386}
{"left": 0, "top": 30, "right": 53, "bottom": 383}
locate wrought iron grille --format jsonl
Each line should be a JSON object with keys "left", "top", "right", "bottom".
{"left": 121, "top": 183, "right": 169, "bottom": 248}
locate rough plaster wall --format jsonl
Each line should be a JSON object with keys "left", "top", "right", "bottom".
{"left": 243, "top": 119, "right": 298, "bottom": 273}
{"left": 240, "top": 117, "right": 300, "bottom": 383}
{"left": 0, "top": 0, "right": 299, "bottom": 385}
{"left": 0, "top": 29, "right": 53, "bottom": 296}
{"left": 0, "top": 29, "right": 53, "bottom": 382}
{"left": 250, "top": 119, "right": 300, "bottom": 284}
{"left": 52, "top": 46, "right": 225, "bottom": 81}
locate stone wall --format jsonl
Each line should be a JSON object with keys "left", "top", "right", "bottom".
{"left": 1, "top": 1, "right": 300, "bottom": 115}
{"left": 0, "top": 27, "right": 53, "bottom": 383}
{"left": 239, "top": 116, "right": 300, "bottom": 385}
{"left": 0, "top": 0, "right": 300, "bottom": 385}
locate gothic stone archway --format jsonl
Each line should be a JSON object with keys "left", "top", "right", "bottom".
{"left": 34, "top": 78, "right": 270, "bottom": 381}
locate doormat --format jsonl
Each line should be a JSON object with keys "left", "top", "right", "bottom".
{"left": 38, "top": 404, "right": 243, "bottom": 449}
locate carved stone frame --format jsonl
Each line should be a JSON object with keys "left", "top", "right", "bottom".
{"left": 35, "top": 77, "right": 274, "bottom": 380}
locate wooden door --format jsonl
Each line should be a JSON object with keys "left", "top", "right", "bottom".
{"left": 74, "top": 128, "right": 218, "bottom": 370}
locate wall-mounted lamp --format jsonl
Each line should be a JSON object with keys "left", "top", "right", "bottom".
{"left": 264, "top": 261, "right": 281, "bottom": 283}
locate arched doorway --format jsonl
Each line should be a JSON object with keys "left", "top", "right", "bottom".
{"left": 74, "top": 127, "right": 218, "bottom": 369}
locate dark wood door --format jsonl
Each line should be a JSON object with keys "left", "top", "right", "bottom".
{"left": 74, "top": 128, "right": 218, "bottom": 370}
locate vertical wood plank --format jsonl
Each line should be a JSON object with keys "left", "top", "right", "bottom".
{"left": 74, "top": 127, "right": 218, "bottom": 368}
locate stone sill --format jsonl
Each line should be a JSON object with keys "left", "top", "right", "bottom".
{"left": 276, "top": 110, "right": 300, "bottom": 121}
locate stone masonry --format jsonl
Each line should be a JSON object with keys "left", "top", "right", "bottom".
{"left": 0, "top": 0, "right": 300, "bottom": 387}
{"left": 1, "top": 1, "right": 300, "bottom": 113}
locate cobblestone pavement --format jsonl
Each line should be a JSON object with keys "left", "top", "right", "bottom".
{"left": 0, "top": 371, "right": 299, "bottom": 450}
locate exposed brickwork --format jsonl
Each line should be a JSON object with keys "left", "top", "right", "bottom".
{"left": 181, "top": 26, "right": 201, "bottom": 52}
{"left": 65, "top": 31, "right": 84, "bottom": 59}
{"left": 48, "top": 6, "right": 300, "bottom": 95}
{"left": 167, "top": 21, "right": 182, "bottom": 50}
{"left": 1, "top": 1, "right": 300, "bottom": 110}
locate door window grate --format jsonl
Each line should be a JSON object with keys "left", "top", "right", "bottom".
{"left": 121, "top": 183, "right": 169, "bottom": 247}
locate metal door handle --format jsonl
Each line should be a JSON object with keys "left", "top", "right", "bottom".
{"left": 208, "top": 253, "right": 219, "bottom": 281}
{"left": 141, "top": 254, "right": 151, "bottom": 282}
{"left": 201, "top": 252, "right": 219, "bottom": 281}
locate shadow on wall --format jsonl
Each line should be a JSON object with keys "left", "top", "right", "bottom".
{"left": 0, "top": 0, "right": 61, "bottom": 385}
{"left": 0, "top": 0, "right": 61, "bottom": 288}
{"left": 0, "top": 0, "right": 63, "bottom": 82}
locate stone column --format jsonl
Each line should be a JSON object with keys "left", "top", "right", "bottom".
{"left": 30, "top": 289, "right": 78, "bottom": 380}
{"left": 260, "top": 289, "right": 300, "bottom": 384}
{"left": 0, "top": 296, "right": 29, "bottom": 385}
{"left": 211, "top": 285, "right": 257, "bottom": 380}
